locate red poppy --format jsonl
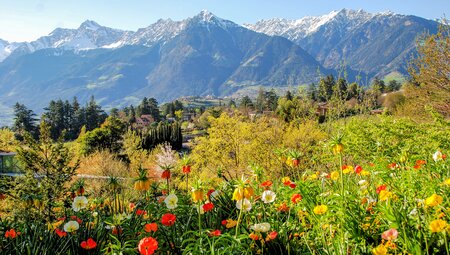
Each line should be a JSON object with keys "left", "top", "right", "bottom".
{"left": 70, "top": 215, "right": 82, "bottom": 224}
{"left": 80, "top": 238, "right": 97, "bottom": 250}
{"left": 413, "top": 164, "right": 421, "bottom": 169}
{"left": 289, "top": 182, "right": 296, "bottom": 189}
{"left": 161, "top": 213, "right": 176, "bottom": 226}
{"left": 209, "top": 230, "right": 221, "bottom": 236}
{"left": 55, "top": 228, "right": 67, "bottom": 238}
{"left": 376, "top": 185, "right": 387, "bottom": 194}
{"left": 249, "top": 233, "right": 259, "bottom": 240}
{"left": 387, "top": 163, "right": 399, "bottom": 170}
{"left": 4, "top": 229, "right": 17, "bottom": 239}
{"left": 144, "top": 223, "right": 158, "bottom": 233}
{"left": 138, "top": 237, "right": 158, "bottom": 255}
{"left": 354, "top": 165, "right": 363, "bottom": 174}
{"left": 266, "top": 231, "right": 278, "bottom": 241}
{"left": 416, "top": 160, "right": 426, "bottom": 165}
{"left": 291, "top": 194, "right": 302, "bottom": 204}
{"left": 136, "top": 209, "right": 147, "bottom": 216}
{"left": 221, "top": 219, "right": 228, "bottom": 226}
{"left": 182, "top": 165, "right": 191, "bottom": 174}
{"left": 161, "top": 170, "right": 171, "bottom": 179}
{"left": 261, "top": 180, "right": 273, "bottom": 188}
{"left": 202, "top": 202, "right": 214, "bottom": 212}
{"left": 277, "top": 202, "right": 290, "bottom": 212}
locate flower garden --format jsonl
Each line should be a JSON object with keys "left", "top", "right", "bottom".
{"left": 1, "top": 114, "right": 450, "bottom": 255}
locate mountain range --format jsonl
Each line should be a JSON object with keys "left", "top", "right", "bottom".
{"left": 0, "top": 9, "right": 439, "bottom": 126}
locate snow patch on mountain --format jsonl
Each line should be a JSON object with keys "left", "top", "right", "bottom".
{"left": 244, "top": 9, "right": 392, "bottom": 41}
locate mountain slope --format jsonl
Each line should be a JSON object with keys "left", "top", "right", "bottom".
{"left": 246, "top": 9, "right": 439, "bottom": 77}
{"left": 0, "top": 10, "right": 329, "bottom": 121}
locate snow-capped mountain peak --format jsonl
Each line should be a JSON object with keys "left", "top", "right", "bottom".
{"left": 79, "top": 20, "right": 102, "bottom": 31}
{"left": 244, "top": 8, "right": 381, "bottom": 40}
{"left": 189, "top": 10, "right": 238, "bottom": 29}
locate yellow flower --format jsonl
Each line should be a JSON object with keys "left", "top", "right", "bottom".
{"left": 225, "top": 219, "right": 238, "bottom": 228}
{"left": 361, "top": 170, "right": 370, "bottom": 176}
{"left": 429, "top": 219, "right": 447, "bottom": 233}
{"left": 379, "top": 190, "right": 392, "bottom": 201}
{"left": 372, "top": 244, "right": 387, "bottom": 255}
{"left": 47, "top": 220, "right": 64, "bottom": 231}
{"left": 342, "top": 165, "right": 353, "bottom": 174}
{"left": 330, "top": 171, "right": 339, "bottom": 180}
{"left": 244, "top": 187, "right": 254, "bottom": 198}
{"left": 313, "top": 205, "right": 328, "bottom": 215}
{"left": 281, "top": 176, "right": 291, "bottom": 184}
{"left": 425, "top": 194, "right": 443, "bottom": 207}
{"left": 232, "top": 188, "right": 244, "bottom": 201}
{"left": 192, "top": 190, "right": 204, "bottom": 203}
{"left": 444, "top": 179, "right": 450, "bottom": 186}
{"left": 310, "top": 173, "right": 318, "bottom": 179}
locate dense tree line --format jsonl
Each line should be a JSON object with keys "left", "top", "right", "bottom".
{"left": 43, "top": 96, "right": 107, "bottom": 140}
{"left": 12, "top": 96, "right": 107, "bottom": 141}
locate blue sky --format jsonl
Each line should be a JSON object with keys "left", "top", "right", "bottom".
{"left": 1, "top": 0, "right": 448, "bottom": 42}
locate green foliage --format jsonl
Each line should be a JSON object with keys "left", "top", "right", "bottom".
{"left": 0, "top": 128, "right": 18, "bottom": 152}
{"left": 11, "top": 121, "right": 78, "bottom": 222}
{"left": 408, "top": 21, "right": 450, "bottom": 116}
{"left": 336, "top": 115, "right": 450, "bottom": 163}
{"left": 78, "top": 116, "right": 126, "bottom": 155}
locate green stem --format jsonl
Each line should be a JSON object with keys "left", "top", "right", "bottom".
{"left": 235, "top": 200, "right": 244, "bottom": 238}
{"left": 444, "top": 232, "right": 449, "bottom": 255}
{"left": 198, "top": 202, "right": 202, "bottom": 233}
{"left": 339, "top": 153, "right": 345, "bottom": 249}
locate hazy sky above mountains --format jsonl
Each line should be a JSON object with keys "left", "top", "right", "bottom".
{"left": 1, "top": 0, "right": 448, "bottom": 42}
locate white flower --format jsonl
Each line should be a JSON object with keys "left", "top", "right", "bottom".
{"left": 251, "top": 222, "right": 271, "bottom": 233}
{"left": 210, "top": 190, "right": 220, "bottom": 201}
{"left": 72, "top": 196, "right": 88, "bottom": 212}
{"left": 261, "top": 190, "right": 276, "bottom": 204}
{"left": 63, "top": 220, "right": 79, "bottom": 232}
{"left": 164, "top": 193, "right": 178, "bottom": 210}
{"left": 433, "top": 150, "right": 443, "bottom": 162}
{"left": 358, "top": 180, "right": 368, "bottom": 190}
{"left": 236, "top": 198, "right": 252, "bottom": 212}
{"left": 409, "top": 208, "right": 418, "bottom": 216}
{"left": 195, "top": 204, "right": 205, "bottom": 215}
{"left": 92, "top": 211, "right": 98, "bottom": 217}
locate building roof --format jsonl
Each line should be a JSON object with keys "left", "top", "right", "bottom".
{"left": 0, "top": 150, "right": 16, "bottom": 156}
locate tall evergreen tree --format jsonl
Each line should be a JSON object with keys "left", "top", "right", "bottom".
{"left": 12, "top": 102, "right": 38, "bottom": 138}
{"left": 265, "top": 89, "right": 279, "bottom": 111}
{"left": 306, "top": 83, "right": 317, "bottom": 101}
{"left": 333, "top": 78, "right": 348, "bottom": 101}
{"left": 318, "top": 75, "right": 335, "bottom": 102}
{"left": 85, "top": 96, "right": 107, "bottom": 131}
{"left": 239, "top": 96, "right": 254, "bottom": 110}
